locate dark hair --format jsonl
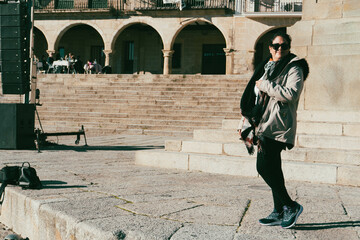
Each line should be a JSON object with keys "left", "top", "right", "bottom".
{"left": 270, "top": 31, "right": 292, "bottom": 49}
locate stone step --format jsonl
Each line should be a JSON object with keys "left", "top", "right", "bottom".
{"left": 37, "top": 103, "right": 240, "bottom": 113}
{"left": 40, "top": 125, "right": 192, "bottom": 138}
{"left": 36, "top": 111, "right": 227, "bottom": 122}
{"left": 37, "top": 97, "right": 240, "bottom": 107}
{"left": 37, "top": 74, "right": 250, "bottom": 84}
{"left": 40, "top": 94, "right": 242, "bottom": 102}
{"left": 221, "top": 117, "right": 360, "bottom": 137}
{"left": 171, "top": 139, "right": 359, "bottom": 166}
{"left": 69, "top": 86, "right": 244, "bottom": 94}
{"left": 36, "top": 116, "right": 222, "bottom": 128}
{"left": 66, "top": 82, "right": 246, "bottom": 89}
{"left": 192, "top": 128, "right": 360, "bottom": 150}
{"left": 2, "top": 74, "right": 248, "bottom": 138}
{"left": 135, "top": 150, "right": 358, "bottom": 186}
{"left": 39, "top": 88, "right": 243, "bottom": 98}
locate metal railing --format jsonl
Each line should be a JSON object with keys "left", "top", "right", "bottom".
{"left": 134, "top": 0, "right": 235, "bottom": 11}
{"left": 243, "top": 0, "right": 302, "bottom": 13}
{"left": 34, "top": 0, "right": 121, "bottom": 10}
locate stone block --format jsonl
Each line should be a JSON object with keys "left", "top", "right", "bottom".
{"left": 313, "top": 32, "right": 360, "bottom": 46}
{"left": 297, "top": 121, "right": 342, "bottom": 136}
{"left": 303, "top": 1, "right": 342, "bottom": 20}
{"left": 135, "top": 150, "right": 189, "bottom": 170}
{"left": 298, "top": 110, "right": 360, "bottom": 123}
{"left": 165, "top": 140, "right": 182, "bottom": 152}
{"left": 343, "top": 123, "right": 360, "bottom": 137}
{"left": 304, "top": 55, "right": 360, "bottom": 111}
{"left": 290, "top": 46, "right": 308, "bottom": 59}
{"left": 298, "top": 134, "right": 360, "bottom": 151}
{"left": 182, "top": 141, "right": 223, "bottom": 155}
{"left": 283, "top": 161, "right": 337, "bottom": 184}
{"left": 343, "top": 0, "right": 360, "bottom": 18}
{"left": 193, "top": 129, "right": 238, "bottom": 142}
{"left": 308, "top": 44, "right": 360, "bottom": 57}
{"left": 281, "top": 148, "right": 307, "bottom": 162}
{"left": 222, "top": 119, "right": 240, "bottom": 130}
{"left": 223, "top": 142, "right": 254, "bottom": 157}
{"left": 337, "top": 166, "right": 360, "bottom": 186}
{"left": 189, "top": 154, "right": 257, "bottom": 177}
{"left": 288, "top": 20, "right": 314, "bottom": 47}
{"left": 306, "top": 149, "right": 360, "bottom": 166}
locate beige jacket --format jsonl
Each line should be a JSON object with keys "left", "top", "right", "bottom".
{"left": 256, "top": 56, "right": 305, "bottom": 146}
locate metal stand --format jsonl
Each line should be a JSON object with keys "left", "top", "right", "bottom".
{"left": 35, "top": 108, "right": 88, "bottom": 152}
{"left": 35, "top": 125, "right": 88, "bottom": 152}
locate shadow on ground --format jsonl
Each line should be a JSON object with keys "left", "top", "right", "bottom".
{"left": 294, "top": 221, "right": 360, "bottom": 230}
{"left": 41, "top": 180, "right": 87, "bottom": 189}
{"left": 38, "top": 144, "right": 164, "bottom": 152}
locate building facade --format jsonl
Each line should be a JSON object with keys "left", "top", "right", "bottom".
{"left": 33, "top": 0, "right": 302, "bottom": 75}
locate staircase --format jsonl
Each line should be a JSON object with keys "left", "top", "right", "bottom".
{"left": 135, "top": 110, "right": 360, "bottom": 187}
{"left": 1, "top": 74, "right": 249, "bottom": 137}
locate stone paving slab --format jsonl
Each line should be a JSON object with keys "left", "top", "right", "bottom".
{"left": 0, "top": 134, "right": 359, "bottom": 240}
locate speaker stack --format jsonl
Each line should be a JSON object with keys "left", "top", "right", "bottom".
{"left": 0, "top": 1, "right": 31, "bottom": 94}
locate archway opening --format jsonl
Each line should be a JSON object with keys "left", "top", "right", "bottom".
{"left": 254, "top": 27, "right": 286, "bottom": 68}
{"left": 33, "top": 27, "right": 48, "bottom": 64}
{"left": 113, "top": 23, "right": 163, "bottom": 74}
{"left": 56, "top": 24, "right": 104, "bottom": 68}
{"left": 173, "top": 22, "right": 226, "bottom": 75}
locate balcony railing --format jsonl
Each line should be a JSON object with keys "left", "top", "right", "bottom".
{"left": 134, "top": 0, "right": 235, "bottom": 11}
{"left": 34, "top": 0, "right": 121, "bottom": 11}
{"left": 243, "top": 0, "right": 302, "bottom": 13}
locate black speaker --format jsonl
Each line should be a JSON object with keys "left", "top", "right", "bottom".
{"left": 0, "top": 2, "right": 30, "bottom": 95}
{"left": 0, "top": 103, "right": 35, "bottom": 149}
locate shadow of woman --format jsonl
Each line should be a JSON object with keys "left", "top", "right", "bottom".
{"left": 294, "top": 221, "right": 360, "bottom": 230}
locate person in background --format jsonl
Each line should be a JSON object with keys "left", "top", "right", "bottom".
{"left": 84, "top": 60, "right": 93, "bottom": 74}
{"left": 240, "top": 31, "right": 309, "bottom": 229}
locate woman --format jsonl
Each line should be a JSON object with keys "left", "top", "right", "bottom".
{"left": 240, "top": 31, "right": 309, "bottom": 229}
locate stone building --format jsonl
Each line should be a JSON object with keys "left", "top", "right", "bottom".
{"left": 33, "top": 0, "right": 302, "bottom": 75}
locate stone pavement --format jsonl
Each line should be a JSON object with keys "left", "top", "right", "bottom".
{"left": 0, "top": 134, "right": 359, "bottom": 240}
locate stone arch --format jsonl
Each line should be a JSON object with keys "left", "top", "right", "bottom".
{"left": 170, "top": 18, "right": 227, "bottom": 74}
{"left": 53, "top": 23, "right": 105, "bottom": 66}
{"left": 33, "top": 27, "right": 48, "bottom": 62}
{"left": 170, "top": 18, "right": 229, "bottom": 49}
{"left": 110, "top": 20, "right": 164, "bottom": 51}
{"left": 54, "top": 22, "right": 105, "bottom": 50}
{"left": 111, "top": 22, "right": 164, "bottom": 74}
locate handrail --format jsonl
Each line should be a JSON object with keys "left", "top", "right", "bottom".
{"left": 131, "top": 0, "right": 235, "bottom": 11}
{"left": 243, "top": 0, "right": 302, "bottom": 13}
{"left": 34, "top": 0, "right": 122, "bottom": 11}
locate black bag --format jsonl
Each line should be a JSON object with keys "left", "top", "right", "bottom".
{"left": 0, "top": 162, "right": 42, "bottom": 204}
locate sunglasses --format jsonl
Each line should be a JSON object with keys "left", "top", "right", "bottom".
{"left": 271, "top": 43, "right": 289, "bottom": 51}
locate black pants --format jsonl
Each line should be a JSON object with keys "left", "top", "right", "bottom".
{"left": 256, "top": 137, "right": 295, "bottom": 212}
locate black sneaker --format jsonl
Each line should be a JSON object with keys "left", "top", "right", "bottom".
{"left": 281, "top": 202, "right": 303, "bottom": 229}
{"left": 259, "top": 210, "right": 283, "bottom": 226}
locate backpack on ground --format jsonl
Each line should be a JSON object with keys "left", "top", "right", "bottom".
{"left": 0, "top": 162, "right": 42, "bottom": 204}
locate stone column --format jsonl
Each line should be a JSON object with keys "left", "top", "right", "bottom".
{"left": 46, "top": 50, "right": 55, "bottom": 57}
{"left": 162, "top": 50, "right": 174, "bottom": 75}
{"left": 103, "top": 50, "right": 112, "bottom": 66}
{"left": 223, "top": 48, "right": 234, "bottom": 75}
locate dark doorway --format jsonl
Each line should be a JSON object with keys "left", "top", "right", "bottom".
{"left": 202, "top": 44, "right": 226, "bottom": 74}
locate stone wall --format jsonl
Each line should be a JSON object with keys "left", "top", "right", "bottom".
{"left": 289, "top": 0, "right": 360, "bottom": 111}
